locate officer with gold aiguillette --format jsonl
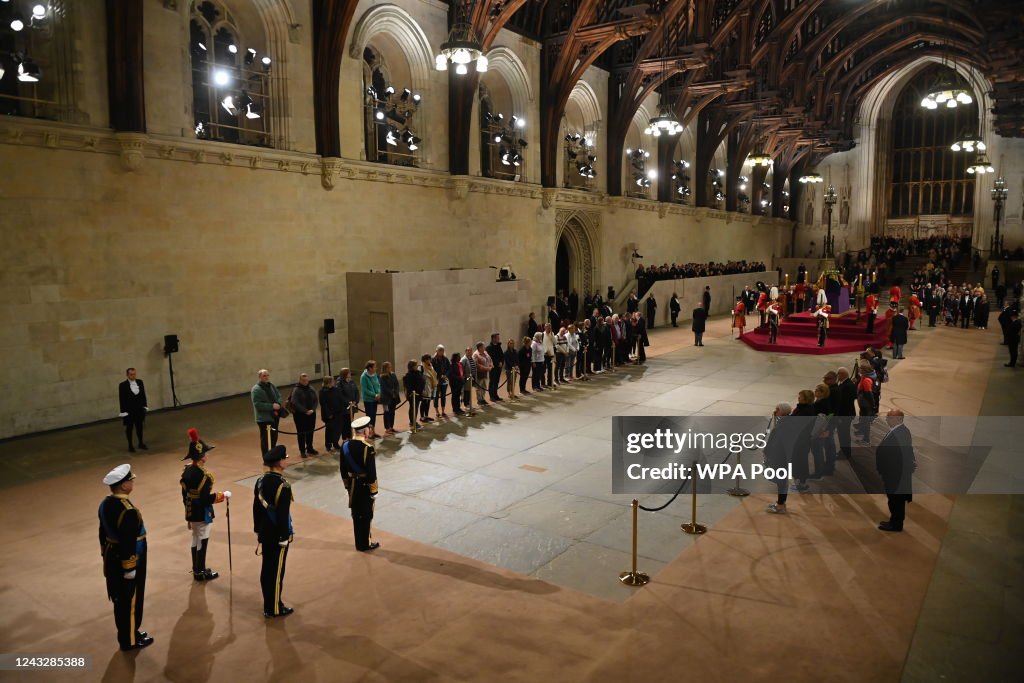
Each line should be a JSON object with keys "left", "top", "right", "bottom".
{"left": 253, "top": 445, "right": 295, "bottom": 617}
{"left": 98, "top": 464, "right": 153, "bottom": 651}
{"left": 180, "top": 427, "right": 229, "bottom": 581}
{"left": 341, "top": 416, "right": 380, "bottom": 551}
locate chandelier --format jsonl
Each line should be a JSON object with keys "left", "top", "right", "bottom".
{"left": 966, "top": 155, "right": 995, "bottom": 175}
{"left": 799, "top": 172, "right": 823, "bottom": 184}
{"left": 435, "top": 23, "right": 487, "bottom": 75}
{"left": 950, "top": 136, "right": 986, "bottom": 153}
{"left": 920, "top": 82, "right": 972, "bottom": 109}
{"left": 747, "top": 152, "right": 773, "bottom": 167}
{"left": 645, "top": 106, "right": 682, "bottom": 137}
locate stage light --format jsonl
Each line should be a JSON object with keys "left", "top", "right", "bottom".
{"left": 518, "top": 139, "right": 527, "bottom": 147}
{"left": 374, "top": 108, "right": 385, "bottom": 121}
{"left": 228, "top": 44, "right": 238, "bottom": 54}
{"left": 240, "top": 92, "right": 260, "bottom": 119}
{"left": 31, "top": 4, "right": 45, "bottom": 19}
{"left": 261, "top": 56, "right": 272, "bottom": 68}
{"left": 245, "top": 48, "right": 257, "bottom": 65}
{"left": 512, "top": 153, "right": 522, "bottom": 167}
{"left": 494, "top": 135, "right": 502, "bottom": 143}
{"left": 412, "top": 93, "right": 421, "bottom": 103}
{"left": 221, "top": 94, "right": 238, "bottom": 115}
{"left": 513, "top": 116, "right": 525, "bottom": 128}
{"left": 17, "top": 59, "right": 40, "bottom": 82}
{"left": 385, "top": 128, "right": 398, "bottom": 146}
{"left": 647, "top": 169, "right": 657, "bottom": 180}
{"left": 213, "top": 69, "right": 230, "bottom": 87}
{"left": 197, "top": 42, "right": 207, "bottom": 52}
{"left": 401, "top": 88, "right": 411, "bottom": 101}
{"left": 10, "top": 16, "right": 25, "bottom": 31}
{"left": 402, "top": 131, "right": 421, "bottom": 150}
{"left": 384, "top": 85, "right": 395, "bottom": 97}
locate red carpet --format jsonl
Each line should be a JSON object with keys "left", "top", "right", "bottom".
{"left": 739, "top": 311, "right": 892, "bottom": 354}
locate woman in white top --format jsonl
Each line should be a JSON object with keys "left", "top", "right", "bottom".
{"left": 565, "top": 324, "right": 580, "bottom": 381}
{"left": 530, "top": 333, "right": 545, "bottom": 392}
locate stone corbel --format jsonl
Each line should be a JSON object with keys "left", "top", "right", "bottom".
{"left": 321, "top": 157, "right": 343, "bottom": 190}
{"left": 449, "top": 177, "right": 470, "bottom": 201}
{"left": 116, "top": 133, "right": 148, "bottom": 172}
{"left": 250, "top": 155, "right": 263, "bottom": 170}
{"left": 43, "top": 132, "right": 59, "bottom": 148}
{"left": 658, "top": 202, "right": 670, "bottom": 219}
{"left": 541, "top": 188, "right": 557, "bottom": 209}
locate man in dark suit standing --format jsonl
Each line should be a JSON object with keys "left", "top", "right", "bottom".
{"left": 118, "top": 368, "right": 149, "bottom": 452}
{"left": 691, "top": 303, "right": 707, "bottom": 346}
{"left": 645, "top": 294, "right": 657, "bottom": 329}
{"left": 889, "top": 307, "right": 909, "bottom": 359}
{"left": 875, "top": 410, "right": 914, "bottom": 532}
{"left": 547, "top": 303, "right": 560, "bottom": 331}
{"left": 702, "top": 286, "right": 711, "bottom": 312}
{"left": 834, "top": 367, "right": 857, "bottom": 459}
{"left": 1006, "top": 310, "right": 1021, "bottom": 368}
{"left": 670, "top": 293, "right": 681, "bottom": 327}
{"left": 959, "top": 291, "right": 973, "bottom": 329}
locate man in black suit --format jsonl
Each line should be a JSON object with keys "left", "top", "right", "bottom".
{"left": 118, "top": 368, "right": 149, "bottom": 452}
{"left": 1006, "top": 311, "right": 1021, "bottom": 368}
{"left": 875, "top": 410, "right": 914, "bottom": 532}
{"left": 959, "top": 291, "right": 972, "bottom": 329}
{"left": 834, "top": 367, "right": 857, "bottom": 459}
{"left": 547, "top": 303, "right": 560, "bottom": 331}
{"left": 645, "top": 294, "right": 657, "bottom": 329}
{"left": 691, "top": 303, "right": 707, "bottom": 346}
{"left": 702, "top": 286, "right": 711, "bottom": 312}
{"left": 889, "top": 307, "right": 909, "bottom": 359}
{"left": 670, "top": 293, "right": 681, "bottom": 327}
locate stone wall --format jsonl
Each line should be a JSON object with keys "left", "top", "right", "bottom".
{"left": 347, "top": 270, "right": 532, "bottom": 375}
{"left": 0, "top": 126, "right": 792, "bottom": 437}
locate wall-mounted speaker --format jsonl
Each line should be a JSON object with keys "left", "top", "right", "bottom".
{"left": 324, "top": 318, "right": 335, "bottom": 335}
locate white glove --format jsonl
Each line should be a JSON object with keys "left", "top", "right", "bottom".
{"left": 118, "top": 412, "right": 128, "bottom": 418}
{"left": 124, "top": 570, "right": 136, "bottom": 580}
{"left": 223, "top": 490, "right": 232, "bottom": 499}
{"left": 278, "top": 540, "right": 289, "bottom": 548}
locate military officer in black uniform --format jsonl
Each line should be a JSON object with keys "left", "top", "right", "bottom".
{"left": 253, "top": 445, "right": 295, "bottom": 617}
{"left": 341, "top": 416, "right": 380, "bottom": 551}
{"left": 98, "top": 464, "right": 153, "bottom": 651}
{"left": 180, "top": 427, "right": 228, "bottom": 581}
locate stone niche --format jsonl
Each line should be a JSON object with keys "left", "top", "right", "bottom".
{"left": 346, "top": 269, "right": 533, "bottom": 373}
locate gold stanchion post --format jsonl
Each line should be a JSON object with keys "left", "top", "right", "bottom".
{"left": 680, "top": 480, "right": 707, "bottom": 535}
{"left": 619, "top": 499, "right": 650, "bottom": 586}
{"left": 727, "top": 451, "right": 750, "bottom": 497}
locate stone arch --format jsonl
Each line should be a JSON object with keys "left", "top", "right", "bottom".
{"left": 485, "top": 47, "right": 534, "bottom": 114}
{"left": 852, "top": 55, "right": 996, "bottom": 248}
{"left": 566, "top": 80, "right": 602, "bottom": 130}
{"left": 348, "top": 4, "right": 433, "bottom": 91}
{"left": 555, "top": 209, "right": 600, "bottom": 297}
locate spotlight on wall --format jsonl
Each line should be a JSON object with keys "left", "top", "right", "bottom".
{"left": 31, "top": 4, "right": 46, "bottom": 19}
{"left": 245, "top": 48, "right": 257, "bottom": 65}
{"left": 261, "top": 56, "right": 272, "bottom": 70}
{"left": 241, "top": 92, "right": 260, "bottom": 119}
{"left": 385, "top": 128, "right": 398, "bottom": 146}
{"left": 10, "top": 15, "right": 25, "bottom": 31}
{"left": 17, "top": 58, "right": 40, "bottom": 82}
{"left": 213, "top": 69, "right": 231, "bottom": 87}
{"left": 402, "top": 130, "right": 421, "bottom": 150}
{"left": 374, "top": 108, "right": 385, "bottom": 121}
{"left": 220, "top": 94, "right": 237, "bottom": 115}
{"left": 384, "top": 85, "right": 395, "bottom": 98}
{"left": 228, "top": 44, "right": 238, "bottom": 54}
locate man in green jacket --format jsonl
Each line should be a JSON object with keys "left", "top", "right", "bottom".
{"left": 251, "top": 369, "right": 283, "bottom": 456}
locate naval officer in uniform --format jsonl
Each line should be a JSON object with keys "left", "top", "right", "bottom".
{"left": 180, "top": 427, "right": 229, "bottom": 581}
{"left": 340, "top": 416, "right": 380, "bottom": 551}
{"left": 98, "top": 464, "right": 153, "bottom": 650}
{"left": 253, "top": 445, "right": 295, "bottom": 617}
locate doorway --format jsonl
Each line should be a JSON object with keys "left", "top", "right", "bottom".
{"left": 556, "top": 236, "right": 571, "bottom": 296}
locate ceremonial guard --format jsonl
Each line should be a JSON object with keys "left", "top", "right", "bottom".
{"left": 180, "top": 428, "right": 228, "bottom": 581}
{"left": 98, "top": 464, "right": 153, "bottom": 650}
{"left": 732, "top": 297, "right": 746, "bottom": 338}
{"left": 253, "top": 445, "right": 295, "bottom": 617}
{"left": 767, "top": 301, "right": 781, "bottom": 344}
{"left": 865, "top": 292, "right": 878, "bottom": 333}
{"left": 815, "top": 304, "right": 831, "bottom": 347}
{"left": 756, "top": 289, "right": 769, "bottom": 327}
{"left": 340, "top": 416, "right": 380, "bottom": 552}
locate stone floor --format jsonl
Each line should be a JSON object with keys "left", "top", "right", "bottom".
{"left": 1, "top": 314, "right": 1021, "bottom": 681}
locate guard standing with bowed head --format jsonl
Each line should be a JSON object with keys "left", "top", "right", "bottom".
{"left": 340, "top": 416, "right": 380, "bottom": 552}
{"left": 180, "top": 427, "right": 229, "bottom": 581}
{"left": 98, "top": 464, "right": 153, "bottom": 651}
{"left": 253, "top": 445, "right": 295, "bottom": 617}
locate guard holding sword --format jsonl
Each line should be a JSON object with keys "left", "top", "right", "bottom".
{"left": 180, "top": 427, "right": 228, "bottom": 581}
{"left": 340, "top": 416, "right": 380, "bottom": 552}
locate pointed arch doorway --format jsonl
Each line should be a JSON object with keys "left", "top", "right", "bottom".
{"left": 554, "top": 209, "right": 599, "bottom": 303}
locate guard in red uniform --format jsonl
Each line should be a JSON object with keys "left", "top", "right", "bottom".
{"left": 756, "top": 290, "right": 769, "bottom": 327}
{"left": 866, "top": 293, "right": 878, "bottom": 333}
{"left": 732, "top": 298, "right": 747, "bottom": 338}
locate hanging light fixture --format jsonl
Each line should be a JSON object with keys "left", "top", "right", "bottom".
{"left": 747, "top": 152, "right": 773, "bottom": 167}
{"left": 646, "top": 22, "right": 682, "bottom": 138}
{"left": 965, "top": 155, "right": 995, "bottom": 175}
{"left": 950, "top": 136, "right": 986, "bottom": 153}
{"left": 920, "top": 83, "right": 973, "bottom": 110}
{"left": 435, "top": 4, "right": 488, "bottom": 76}
{"left": 799, "top": 172, "right": 823, "bottom": 184}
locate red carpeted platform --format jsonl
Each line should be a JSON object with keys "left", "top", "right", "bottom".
{"left": 739, "top": 310, "right": 892, "bottom": 354}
